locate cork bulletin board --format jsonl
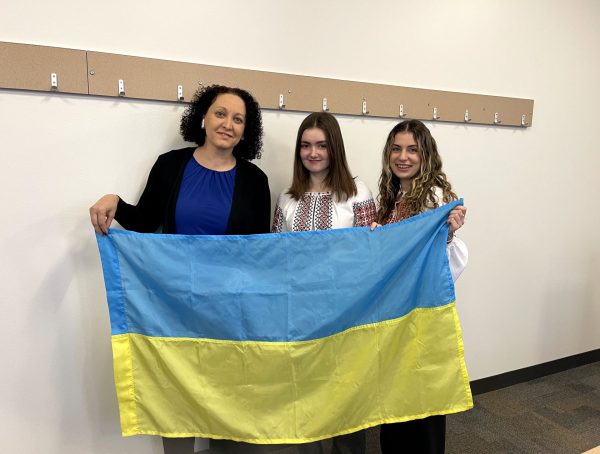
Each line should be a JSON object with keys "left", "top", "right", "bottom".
{"left": 1, "top": 41, "right": 534, "bottom": 127}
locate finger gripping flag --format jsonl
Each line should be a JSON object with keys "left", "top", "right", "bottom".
{"left": 96, "top": 199, "right": 472, "bottom": 443}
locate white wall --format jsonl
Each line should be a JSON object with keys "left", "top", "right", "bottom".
{"left": 1, "top": 1, "right": 599, "bottom": 452}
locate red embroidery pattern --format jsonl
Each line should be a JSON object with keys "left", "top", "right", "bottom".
{"left": 292, "top": 193, "right": 333, "bottom": 231}
{"left": 271, "top": 206, "right": 285, "bottom": 232}
{"left": 353, "top": 199, "right": 377, "bottom": 227}
{"left": 385, "top": 197, "right": 408, "bottom": 224}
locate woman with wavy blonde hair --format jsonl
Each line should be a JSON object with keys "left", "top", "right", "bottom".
{"left": 373, "top": 119, "right": 468, "bottom": 453}
{"left": 374, "top": 119, "right": 467, "bottom": 278}
{"left": 377, "top": 120, "right": 457, "bottom": 222}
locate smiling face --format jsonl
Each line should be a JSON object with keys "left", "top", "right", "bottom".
{"left": 299, "top": 127, "right": 330, "bottom": 181}
{"left": 389, "top": 132, "right": 422, "bottom": 191}
{"left": 203, "top": 93, "right": 246, "bottom": 152}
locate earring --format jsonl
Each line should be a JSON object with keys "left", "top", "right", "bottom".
{"left": 201, "top": 118, "right": 205, "bottom": 129}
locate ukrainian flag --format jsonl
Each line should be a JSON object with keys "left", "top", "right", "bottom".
{"left": 96, "top": 200, "right": 472, "bottom": 443}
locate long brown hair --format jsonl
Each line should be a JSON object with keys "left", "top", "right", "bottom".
{"left": 376, "top": 120, "right": 456, "bottom": 223}
{"left": 287, "top": 112, "right": 357, "bottom": 201}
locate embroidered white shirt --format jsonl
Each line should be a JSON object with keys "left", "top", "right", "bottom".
{"left": 272, "top": 180, "right": 376, "bottom": 232}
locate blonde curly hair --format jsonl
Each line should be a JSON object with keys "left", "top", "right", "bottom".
{"left": 376, "top": 120, "right": 456, "bottom": 223}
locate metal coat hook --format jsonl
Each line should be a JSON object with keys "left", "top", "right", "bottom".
{"left": 50, "top": 73, "right": 58, "bottom": 90}
{"left": 278, "top": 94, "right": 285, "bottom": 109}
{"left": 494, "top": 112, "right": 501, "bottom": 124}
{"left": 433, "top": 107, "right": 440, "bottom": 120}
{"left": 464, "top": 109, "right": 471, "bottom": 122}
{"left": 399, "top": 104, "right": 406, "bottom": 118}
{"left": 322, "top": 98, "right": 329, "bottom": 112}
{"left": 521, "top": 114, "right": 529, "bottom": 127}
{"left": 118, "top": 79, "right": 125, "bottom": 97}
{"left": 177, "top": 85, "right": 184, "bottom": 101}
{"left": 362, "top": 98, "right": 369, "bottom": 115}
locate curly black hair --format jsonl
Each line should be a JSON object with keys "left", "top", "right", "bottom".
{"left": 180, "top": 84, "right": 264, "bottom": 160}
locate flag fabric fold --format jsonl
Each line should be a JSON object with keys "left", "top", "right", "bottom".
{"left": 96, "top": 199, "right": 472, "bottom": 443}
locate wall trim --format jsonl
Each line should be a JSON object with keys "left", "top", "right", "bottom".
{"left": 470, "top": 348, "right": 600, "bottom": 395}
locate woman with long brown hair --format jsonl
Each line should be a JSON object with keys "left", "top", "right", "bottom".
{"left": 272, "top": 111, "right": 376, "bottom": 454}
{"left": 272, "top": 112, "right": 376, "bottom": 234}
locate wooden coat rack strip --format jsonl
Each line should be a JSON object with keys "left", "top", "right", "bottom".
{"left": 1, "top": 41, "right": 534, "bottom": 127}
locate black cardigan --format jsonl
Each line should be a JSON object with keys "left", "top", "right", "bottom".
{"left": 115, "top": 147, "right": 271, "bottom": 234}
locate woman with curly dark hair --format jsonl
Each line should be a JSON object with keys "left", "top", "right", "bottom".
{"left": 90, "top": 85, "right": 270, "bottom": 453}
{"left": 89, "top": 84, "right": 270, "bottom": 236}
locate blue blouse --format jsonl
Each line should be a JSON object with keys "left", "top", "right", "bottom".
{"left": 174, "top": 158, "right": 236, "bottom": 235}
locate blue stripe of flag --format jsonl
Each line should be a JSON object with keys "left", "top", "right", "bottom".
{"left": 97, "top": 200, "right": 460, "bottom": 341}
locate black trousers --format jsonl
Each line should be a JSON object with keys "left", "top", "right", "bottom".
{"left": 164, "top": 430, "right": 366, "bottom": 454}
{"left": 380, "top": 416, "right": 446, "bottom": 454}
{"left": 331, "top": 430, "right": 366, "bottom": 454}
{"left": 294, "top": 429, "right": 366, "bottom": 454}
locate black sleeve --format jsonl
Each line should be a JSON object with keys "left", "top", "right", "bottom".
{"left": 114, "top": 154, "right": 172, "bottom": 233}
{"left": 227, "top": 161, "right": 272, "bottom": 235}
{"left": 255, "top": 170, "right": 271, "bottom": 234}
